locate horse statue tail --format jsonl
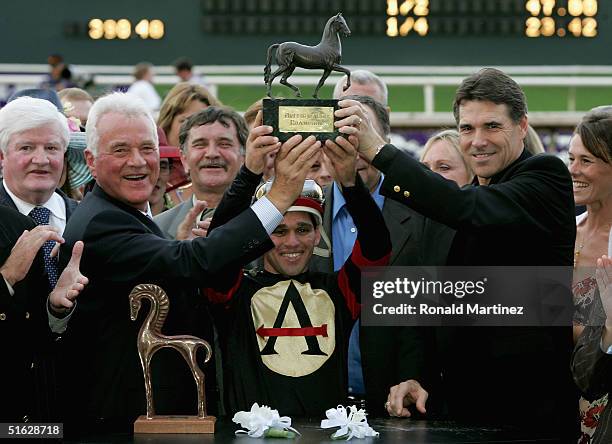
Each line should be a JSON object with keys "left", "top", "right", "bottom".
{"left": 264, "top": 43, "right": 279, "bottom": 84}
{"left": 196, "top": 339, "right": 214, "bottom": 366}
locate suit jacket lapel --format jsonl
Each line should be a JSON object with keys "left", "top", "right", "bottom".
{"left": 383, "top": 198, "right": 413, "bottom": 265}
{"left": 0, "top": 182, "right": 18, "bottom": 211}
{"left": 93, "top": 184, "right": 165, "bottom": 237}
{"left": 309, "top": 186, "right": 334, "bottom": 272}
{"left": 143, "top": 213, "right": 164, "bottom": 237}
{"left": 169, "top": 199, "right": 195, "bottom": 239}
{"left": 320, "top": 186, "right": 335, "bottom": 271}
{"left": 323, "top": 186, "right": 333, "bottom": 236}
{"left": 57, "top": 188, "right": 78, "bottom": 220}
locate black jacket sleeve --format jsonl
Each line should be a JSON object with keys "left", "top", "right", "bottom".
{"left": 373, "top": 144, "right": 572, "bottom": 234}
{"left": 209, "top": 165, "right": 263, "bottom": 233}
{"left": 336, "top": 175, "right": 391, "bottom": 319}
{"left": 74, "top": 203, "right": 272, "bottom": 287}
{"left": 206, "top": 165, "right": 265, "bottom": 294}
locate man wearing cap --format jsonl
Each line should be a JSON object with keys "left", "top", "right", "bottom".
{"left": 204, "top": 135, "right": 391, "bottom": 416}
{"left": 58, "top": 92, "right": 321, "bottom": 431}
{"left": 154, "top": 106, "right": 245, "bottom": 239}
{"left": 148, "top": 128, "right": 186, "bottom": 216}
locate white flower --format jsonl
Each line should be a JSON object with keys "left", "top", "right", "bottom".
{"left": 320, "top": 405, "right": 379, "bottom": 440}
{"left": 233, "top": 403, "right": 299, "bottom": 438}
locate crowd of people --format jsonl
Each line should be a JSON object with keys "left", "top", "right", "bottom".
{"left": 0, "top": 64, "right": 611, "bottom": 444}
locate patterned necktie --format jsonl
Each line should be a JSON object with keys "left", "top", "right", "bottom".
{"left": 28, "top": 206, "right": 59, "bottom": 289}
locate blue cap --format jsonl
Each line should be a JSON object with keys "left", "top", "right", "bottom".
{"left": 8, "top": 88, "right": 64, "bottom": 113}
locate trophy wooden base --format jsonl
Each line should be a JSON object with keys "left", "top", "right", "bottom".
{"left": 134, "top": 415, "right": 216, "bottom": 434}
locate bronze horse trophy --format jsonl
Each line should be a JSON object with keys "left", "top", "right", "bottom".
{"left": 264, "top": 13, "right": 352, "bottom": 99}
{"left": 129, "top": 284, "right": 215, "bottom": 433}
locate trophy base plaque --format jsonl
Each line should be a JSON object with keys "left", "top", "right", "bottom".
{"left": 134, "top": 415, "right": 216, "bottom": 434}
{"left": 263, "top": 98, "right": 341, "bottom": 142}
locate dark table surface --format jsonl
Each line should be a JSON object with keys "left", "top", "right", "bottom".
{"left": 63, "top": 418, "right": 569, "bottom": 443}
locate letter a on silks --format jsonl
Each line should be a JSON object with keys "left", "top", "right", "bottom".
{"left": 251, "top": 280, "right": 336, "bottom": 377}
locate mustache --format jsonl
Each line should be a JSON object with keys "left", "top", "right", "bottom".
{"left": 198, "top": 160, "right": 227, "bottom": 170}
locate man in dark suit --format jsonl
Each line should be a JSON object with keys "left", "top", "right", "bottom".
{"left": 59, "top": 92, "right": 320, "bottom": 431}
{"left": 0, "top": 95, "right": 82, "bottom": 421}
{"left": 0, "top": 96, "right": 78, "bottom": 290}
{"left": 0, "top": 206, "right": 87, "bottom": 421}
{"left": 310, "top": 94, "right": 437, "bottom": 415}
{"left": 335, "top": 68, "right": 577, "bottom": 437}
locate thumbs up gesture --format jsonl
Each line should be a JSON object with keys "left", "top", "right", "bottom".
{"left": 49, "top": 241, "right": 89, "bottom": 315}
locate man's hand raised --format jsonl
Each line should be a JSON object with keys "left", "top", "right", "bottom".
{"left": 335, "top": 99, "right": 386, "bottom": 163}
{"left": 0, "top": 225, "right": 63, "bottom": 287}
{"left": 176, "top": 200, "right": 209, "bottom": 240}
{"left": 245, "top": 111, "right": 281, "bottom": 175}
{"left": 266, "top": 135, "right": 322, "bottom": 213}
{"left": 49, "top": 241, "right": 89, "bottom": 315}
{"left": 324, "top": 136, "right": 358, "bottom": 188}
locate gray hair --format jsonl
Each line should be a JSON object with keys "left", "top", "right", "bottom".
{"left": 0, "top": 96, "right": 69, "bottom": 154}
{"left": 86, "top": 92, "right": 158, "bottom": 157}
{"left": 333, "top": 69, "right": 388, "bottom": 106}
{"left": 178, "top": 106, "right": 248, "bottom": 155}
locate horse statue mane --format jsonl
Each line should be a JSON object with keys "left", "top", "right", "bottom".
{"left": 264, "top": 12, "right": 352, "bottom": 98}
{"left": 129, "top": 283, "right": 213, "bottom": 419}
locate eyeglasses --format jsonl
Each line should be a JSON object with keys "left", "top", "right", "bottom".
{"left": 159, "top": 159, "right": 172, "bottom": 173}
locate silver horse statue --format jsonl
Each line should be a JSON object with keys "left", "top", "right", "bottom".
{"left": 264, "top": 13, "right": 352, "bottom": 98}
{"left": 129, "top": 284, "right": 213, "bottom": 419}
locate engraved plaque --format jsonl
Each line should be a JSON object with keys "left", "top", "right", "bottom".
{"left": 278, "top": 106, "right": 335, "bottom": 133}
{"left": 263, "top": 98, "right": 340, "bottom": 142}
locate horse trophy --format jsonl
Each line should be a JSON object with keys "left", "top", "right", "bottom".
{"left": 129, "top": 284, "right": 216, "bottom": 434}
{"left": 262, "top": 13, "right": 352, "bottom": 142}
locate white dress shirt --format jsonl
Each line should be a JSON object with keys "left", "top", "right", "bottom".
{"left": 2, "top": 180, "right": 67, "bottom": 297}
{"left": 3, "top": 179, "right": 67, "bottom": 234}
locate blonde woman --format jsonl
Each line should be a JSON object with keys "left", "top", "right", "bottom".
{"left": 420, "top": 129, "right": 473, "bottom": 187}
{"left": 157, "top": 82, "right": 221, "bottom": 147}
